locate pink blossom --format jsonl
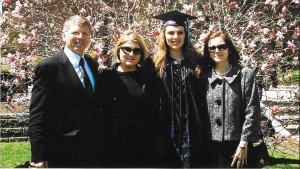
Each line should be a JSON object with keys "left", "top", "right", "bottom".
{"left": 51, "top": 48, "right": 58, "bottom": 55}
{"left": 230, "top": 1, "right": 237, "bottom": 7}
{"left": 86, "top": 16, "right": 93, "bottom": 23}
{"left": 277, "top": 18, "right": 285, "bottom": 26}
{"left": 261, "top": 63, "right": 270, "bottom": 70}
{"left": 275, "top": 41, "right": 283, "bottom": 47}
{"left": 262, "top": 38, "right": 270, "bottom": 44}
{"left": 93, "top": 44, "right": 103, "bottom": 55}
{"left": 248, "top": 41, "right": 256, "bottom": 50}
{"left": 268, "top": 54, "right": 275, "bottom": 62}
{"left": 265, "top": 0, "right": 272, "bottom": 4}
{"left": 293, "top": 27, "right": 300, "bottom": 38}
{"left": 293, "top": 91, "right": 300, "bottom": 99}
{"left": 262, "top": 49, "right": 269, "bottom": 56}
{"left": 284, "top": 74, "right": 292, "bottom": 81}
{"left": 276, "top": 31, "right": 284, "bottom": 40}
{"left": 202, "top": 4, "right": 209, "bottom": 10}
{"left": 270, "top": 105, "right": 280, "bottom": 114}
{"left": 151, "top": 28, "right": 160, "bottom": 39}
{"left": 19, "top": 70, "right": 26, "bottom": 79}
{"left": 17, "top": 34, "right": 26, "bottom": 44}
{"left": 287, "top": 41, "right": 296, "bottom": 52}
{"left": 38, "top": 21, "right": 45, "bottom": 29}
{"left": 24, "top": 40, "right": 31, "bottom": 47}
{"left": 212, "top": 13, "right": 217, "bottom": 19}
{"left": 156, "top": 0, "right": 163, "bottom": 4}
{"left": 199, "top": 33, "right": 208, "bottom": 42}
{"left": 225, "top": 0, "right": 230, "bottom": 6}
{"left": 183, "top": 4, "right": 193, "bottom": 13}
{"left": 15, "top": 1, "right": 23, "bottom": 12}
{"left": 282, "top": 6, "right": 288, "bottom": 13}
{"left": 277, "top": 77, "right": 283, "bottom": 84}
{"left": 282, "top": 0, "right": 287, "bottom": 2}
{"left": 79, "top": 8, "right": 88, "bottom": 16}
{"left": 263, "top": 28, "right": 270, "bottom": 34}
{"left": 31, "top": 29, "right": 38, "bottom": 37}
{"left": 278, "top": 13, "right": 285, "bottom": 19}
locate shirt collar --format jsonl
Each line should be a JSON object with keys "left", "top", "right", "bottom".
{"left": 64, "top": 47, "right": 84, "bottom": 66}
{"left": 208, "top": 65, "right": 241, "bottom": 85}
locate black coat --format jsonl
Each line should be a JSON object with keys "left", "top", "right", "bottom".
{"left": 143, "top": 56, "right": 210, "bottom": 168}
{"left": 28, "top": 49, "right": 104, "bottom": 164}
{"left": 99, "top": 63, "right": 156, "bottom": 167}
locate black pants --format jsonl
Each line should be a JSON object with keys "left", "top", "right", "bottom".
{"left": 48, "top": 134, "right": 101, "bottom": 168}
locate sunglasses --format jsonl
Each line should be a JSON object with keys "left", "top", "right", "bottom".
{"left": 209, "top": 44, "right": 228, "bottom": 53}
{"left": 120, "top": 47, "right": 142, "bottom": 55}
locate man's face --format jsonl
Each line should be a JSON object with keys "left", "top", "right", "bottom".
{"left": 62, "top": 24, "right": 91, "bottom": 56}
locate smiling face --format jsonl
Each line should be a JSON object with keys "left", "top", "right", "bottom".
{"left": 118, "top": 41, "right": 141, "bottom": 71}
{"left": 208, "top": 36, "right": 229, "bottom": 65}
{"left": 165, "top": 26, "right": 185, "bottom": 51}
{"left": 62, "top": 24, "right": 91, "bottom": 56}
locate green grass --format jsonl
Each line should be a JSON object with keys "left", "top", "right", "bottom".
{"left": 263, "top": 147, "right": 300, "bottom": 169}
{"left": 0, "top": 141, "right": 299, "bottom": 168}
{"left": 0, "top": 142, "right": 31, "bottom": 168}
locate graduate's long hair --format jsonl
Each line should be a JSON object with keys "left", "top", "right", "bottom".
{"left": 153, "top": 27, "right": 201, "bottom": 78}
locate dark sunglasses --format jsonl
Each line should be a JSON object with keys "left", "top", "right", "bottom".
{"left": 209, "top": 44, "right": 228, "bottom": 53}
{"left": 120, "top": 47, "right": 142, "bottom": 55}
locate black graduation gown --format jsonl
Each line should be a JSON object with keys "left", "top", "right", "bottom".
{"left": 144, "top": 56, "right": 209, "bottom": 168}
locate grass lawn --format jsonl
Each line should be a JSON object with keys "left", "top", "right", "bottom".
{"left": 0, "top": 141, "right": 299, "bottom": 168}
{"left": 0, "top": 142, "right": 31, "bottom": 168}
{"left": 264, "top": 147, "right": 300, "bottom": 169}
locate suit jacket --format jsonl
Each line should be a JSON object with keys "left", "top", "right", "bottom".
{"left": 28, "top": 49, "right": 103, "bottom": 162}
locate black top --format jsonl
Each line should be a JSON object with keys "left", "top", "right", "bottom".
{"left": 100, "top": 63, "right": 155, "bottom": 167}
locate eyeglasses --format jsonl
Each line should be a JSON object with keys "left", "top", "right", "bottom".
{"left": 120, "top": 47, "right": 142, "bottom": 55}
{"left": 208, "top": 44, "right": 228, "bottom": 53}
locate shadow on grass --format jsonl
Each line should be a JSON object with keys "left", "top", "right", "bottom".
{"left": 15, "top": 161, "right": 30, "bottom": 168}
{"left": 268, "top": 156, "right": 300, "bottom": 165}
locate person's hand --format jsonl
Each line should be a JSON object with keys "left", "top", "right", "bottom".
{"left": 98, "top": 65, "right": 108, "bottom": 73}
{"left": 231, "top": 141, "right": 248, "bottom": 168}
{"left": 29, "top": 161, "right": 48, "bottom": 168}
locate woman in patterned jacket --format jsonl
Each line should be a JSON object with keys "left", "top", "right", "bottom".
{"left": 203, "top": 31, "right": 260, "bottom": 168}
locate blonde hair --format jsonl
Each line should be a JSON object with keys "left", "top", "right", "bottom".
{"left": 63, "top": 15, "right": 92, "bottom": 34}
{"left": 113, "top": 30, "right": 147, "bottom": 64}
{"left": 153, "top": 28, "right": 167, "bottom": 77}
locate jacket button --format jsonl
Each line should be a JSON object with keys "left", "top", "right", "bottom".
{"left": 215, "top": 99, "right": 222, "bottom": 106}
{"left": 216, "top": 119, "right": 222, "bottom": 126}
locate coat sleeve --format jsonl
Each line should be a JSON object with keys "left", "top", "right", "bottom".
{"left": 240, "top": 67, "right": 261, "bottom": 142}
{"left": 28, "top": 61, "right": 54, "bottom": 162}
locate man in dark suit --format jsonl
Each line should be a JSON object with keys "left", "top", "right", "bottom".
{"left": 28, "top": 15, "right": 104, "bottom": 168}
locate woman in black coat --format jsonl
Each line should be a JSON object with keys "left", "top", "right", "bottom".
{"left": 100, "top": 30, "right": 154, "bottom": 167}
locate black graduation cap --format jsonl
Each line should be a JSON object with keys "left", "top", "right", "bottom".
{"left": 153, "top": 10, "right": 197, "bottom": 28}
{"left": 153, "top": 10, "right": 197, "bottom": 47}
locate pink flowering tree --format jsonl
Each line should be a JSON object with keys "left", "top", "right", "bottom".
{"left": 1, "top": 0, "right": 299, "bottom": 142}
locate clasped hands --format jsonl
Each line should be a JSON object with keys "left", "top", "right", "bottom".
{"left": 231, "top": 141, "right": 248, "bottom": 169}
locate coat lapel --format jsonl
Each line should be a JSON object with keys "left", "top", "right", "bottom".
{"left": 57, "top": 49, "right": 86, "bottom": 94}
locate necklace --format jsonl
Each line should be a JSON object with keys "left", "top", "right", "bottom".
{"left": 214, "top": 64, "right": 232, "bottom": 76}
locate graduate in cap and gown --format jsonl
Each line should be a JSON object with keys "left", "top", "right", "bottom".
{"left": 144, "top": 10, "right": 209, "bottom": 168}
